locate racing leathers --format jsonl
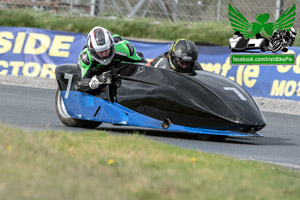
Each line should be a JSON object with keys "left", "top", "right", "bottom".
{"left": 267, "top": 29, "right": 297, "bottom": 53}
{"left": 147, "top": 52, "right": 203, "bottom": 73}
{"left": 77, "top": 34, "right": 146, "bottom": 92}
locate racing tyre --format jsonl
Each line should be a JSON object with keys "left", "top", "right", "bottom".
{"left": 259, "top": 39, "right": 268, "bottom": 52}
{"left": 260, "top": 47, "right": 266, "bottom": 52}
{"left": 282, "top": 47, "right": 288, "bottom": 52}
{"left": 55, "top": 87, "right": 102, "bottom": 128}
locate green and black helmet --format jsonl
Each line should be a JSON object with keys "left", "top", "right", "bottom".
{"left": 169, "top": 39, "right": 199, "bottom": 72}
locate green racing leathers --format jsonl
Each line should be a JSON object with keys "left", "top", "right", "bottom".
{"left": 77, "top": 34, "right": 146, "bottom": 91}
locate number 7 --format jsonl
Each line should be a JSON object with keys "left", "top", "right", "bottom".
{"left": 223, "top": 87, "right": 247, "bottom": 101}
{"left": 64, "top": 73, "right": 73, "bottom": 99}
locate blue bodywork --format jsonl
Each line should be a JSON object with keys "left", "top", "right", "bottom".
{"left": 62, "top": 90, "right": 263, "bottom": 137}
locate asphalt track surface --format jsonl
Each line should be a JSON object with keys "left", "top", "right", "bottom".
{"left": 1, "top": 84, "right": 300, "bottom": 168}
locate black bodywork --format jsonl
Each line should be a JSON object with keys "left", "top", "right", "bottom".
{"left": 56, "top": 63, "right": 266, "bottom": 133}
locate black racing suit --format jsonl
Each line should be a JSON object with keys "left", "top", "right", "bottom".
{"left": 270, "top": 30, "right": 295, "bottom": 46}
{"left": 268, "top": 30, "right": 296, "bottom": 52}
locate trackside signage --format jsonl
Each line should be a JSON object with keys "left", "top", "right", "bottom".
{"left": 0, "top": 27, "right": 86, "bottom": 78}
{"left": 198, "top": 46, "right": 300, "bottom": 101}
{"left": 1, "top": 27, "right": 300, "bottom": 101}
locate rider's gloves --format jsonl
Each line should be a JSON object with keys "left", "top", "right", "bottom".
{"left": 88, "top": 71, "right": 112, "bottom": 90}
{"left": 98, "top": 71, "right": 112, "bottom": 85}
{"left": 89, "top": 75, "right": 101, "bottom": 89}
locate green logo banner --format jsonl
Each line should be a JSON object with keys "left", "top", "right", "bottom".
{"left": 230, "top": 54, "right": 295, "bottom": 65}
{"left": 228, "top": 4, "right": 296, "bottom": 38}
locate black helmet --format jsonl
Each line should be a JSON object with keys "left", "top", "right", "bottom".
{"left": 169, "top": 39, "right": 199, "bottom": 72}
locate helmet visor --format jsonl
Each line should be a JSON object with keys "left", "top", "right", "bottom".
{"left": 90, "top": 45, "right": 114, "bottom": 65}
{"left": 95, "top": 48, "right": 111, "bottom": 59}
{"left": 174, "top": 52, "right": 196, "bottom": 72}
{"left": 176, "top": 60, "right": 195, "bottom": 71}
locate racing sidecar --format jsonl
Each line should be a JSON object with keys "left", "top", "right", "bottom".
{"left": 55, "top": 63, "right": 266, "bottom": 139}
{"left": 229, "top": 33, "right": 268, "bottom": 52}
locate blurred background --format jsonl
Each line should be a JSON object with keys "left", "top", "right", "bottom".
{"left": 0, "top": 0, "right": 299, "bottom": 26}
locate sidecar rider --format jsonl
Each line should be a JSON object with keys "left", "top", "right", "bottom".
{"left": 147, "top": 39, "right": 203, "bottom": 73}
{"left": 76, "top": 26, "right": 147, "bottom": 92}
{"left": 267, "top": 27, "right": 297, "bottom": 53}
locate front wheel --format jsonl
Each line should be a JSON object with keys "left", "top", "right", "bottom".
{"left": 55, "top": 87, "right": 102, "bottom": 128}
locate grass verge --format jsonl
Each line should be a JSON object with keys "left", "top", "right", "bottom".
{"left": 2, "top": 8, "right": 299, "bottom": 46}
{"left": 0, "top": 124, "right": 300, "bottom": 200}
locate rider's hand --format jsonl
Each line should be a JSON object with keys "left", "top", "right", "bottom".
{"left": 89, "top": 75, "right": 101, "bottom": 89}
{"left": 88, "top": 71, "right": 112, "bottom": 90}
{"left": 98, "top": 71, "right": 112, "bottom": 85}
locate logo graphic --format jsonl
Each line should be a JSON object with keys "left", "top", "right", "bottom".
{"left": 229, "top": 4, "right": 295, "bottom": 38}
{"left": 228, "top": 4, "right": 297, "bottom": 53}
